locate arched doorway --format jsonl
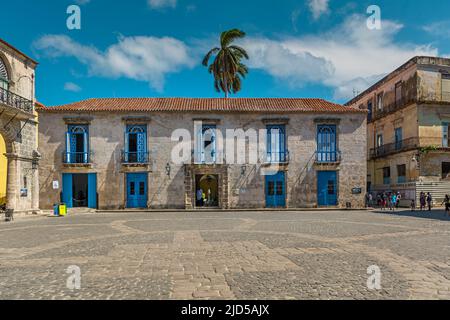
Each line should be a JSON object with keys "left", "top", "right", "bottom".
{"left": 195, "top": 174, "right": 219, "bottom": 207}
{"left": 0, "top": 133, "right": 7, "bottom": 208}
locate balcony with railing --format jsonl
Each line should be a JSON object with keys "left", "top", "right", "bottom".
{"left": 372, "top": 95, "right": 417, "bottom": 122}
{"left": 265, "top": 150, "right": 290, "bottom": 164}
{"left": 315, "top": 150, "right": 342, "bottom": 164}
{"left": 0, "top": 86, "right": 34, "bottom": 116}
{"left": 370, "top": 137, "right": 419, "bottom": 159}
{"left": 63, "top": 151, "right": 91, "bottom": 165}
{"left": 121, "top": 150, "right": 150, "bottom": 164}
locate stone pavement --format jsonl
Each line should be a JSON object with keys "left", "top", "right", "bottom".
{"left": 0, "top": 209, "right": 449, "bottom": 300}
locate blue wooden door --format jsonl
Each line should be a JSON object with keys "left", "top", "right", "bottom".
{"left": 62, "top": 173, "right": 73, "bottom": 208}
{"left": 87, "top": 173, "right": 97, "bottom": 209}
{"left": 265, "top": 171, "right": 286, "bottom": 208}
{"left": 318, "top": 171, "right": 338, "bottom": 206}
{"left": 127, "top": 173, "right": 148, "bottom": 208}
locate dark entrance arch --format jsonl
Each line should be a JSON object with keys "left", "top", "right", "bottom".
{"left": 195, "top": 174, "right": 219, "bottom": 207}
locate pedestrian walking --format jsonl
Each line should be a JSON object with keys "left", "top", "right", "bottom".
{"left": 426, "top": 193, "right": 433, "bottom": 212}
{"left": 420, "top": 192, "right": 426, "bottom": 211}
{"left": 380, "top": 193, "right": 386, "bottom": 211}
{"left": 442, "top": 194, "right": 450, "bottom": 216}
{"left": 391, "top": 193, "right": 397, "bottom": 211}
{"left": 411, "top": 199, "right": 416, "bottom": 211}
{"left": 396, "top": 192, "right": 401, "bottom": 208}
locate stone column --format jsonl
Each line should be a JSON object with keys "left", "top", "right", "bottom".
{"left": 32, "top": 165, "right": 40, "bottom": 213}
{"left": 5, "top": 153, "right": 18, "bottom": 210}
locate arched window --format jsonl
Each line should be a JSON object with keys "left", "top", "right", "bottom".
{"left": 125, "top": 125, "right": 147, "bottom": 163}
{"left": 317, "top": 125, "right": 337, "bottom": 162}
{"left": 0, "top": 57, "right": 9, "bottom": 91}
{"left": 127, "top": 126, "right": 145, "bottom": 134}
{"left": 66, "top": 125, "right": 89, "bottom": 163}
{"left": 70, "top": 126, "right": 87, "bottom": 134}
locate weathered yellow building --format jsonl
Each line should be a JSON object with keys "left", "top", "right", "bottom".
{"left": 0, "top": 134, "right": 6, "bottom": 205}
{"left": 347, "top": 56, "right": 450, "bottom": 205}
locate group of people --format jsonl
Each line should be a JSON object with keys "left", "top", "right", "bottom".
{"left": 367, "top": 191, "right": 450, "bottom": 216}
{"left": 374, "top": 192, "right": 402, "bottom": 211}
{"left": 416, "top": 192, "right": 433, "bottom": 211}
{"left": 196, "top": 188, "right": 215, "bottom": 207}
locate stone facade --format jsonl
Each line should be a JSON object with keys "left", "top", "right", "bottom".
{"left": 0, "top": 39, "right": 40, "bottom": 213}
{"left": 346, "top": 56, "right": 450, "bottom": 204}
{"left": 37, "top": 105, "right": 367, "bottom": 210}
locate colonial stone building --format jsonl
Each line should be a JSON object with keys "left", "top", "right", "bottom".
{"left": 346, "top": 56, "right": 450, "bottom": 205}
{"left": 37, "top": 98, "right": 366, "bottom": 210}
{"left": 0, "top": 39, "right": 40, "bottom": 213}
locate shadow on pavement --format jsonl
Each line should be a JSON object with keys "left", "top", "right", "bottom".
{"left": 371, "top": 208, "right": 450, "bottom": 222}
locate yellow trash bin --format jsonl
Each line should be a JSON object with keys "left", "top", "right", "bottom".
{"left": 59, "top": 203, "right": 67, "bottom": 216}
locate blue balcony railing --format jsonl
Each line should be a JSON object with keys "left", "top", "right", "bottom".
{"left": 266, "top": 150, "right": 290, "bottom": 164}
{"left": 63, "top": 151, "right": 91, "bottom": 164}
{"left": 121, "top": 151, "right": 149, "bottom": 164}
{"left": 315, "top": 150, "right": 341, "bottom": 163}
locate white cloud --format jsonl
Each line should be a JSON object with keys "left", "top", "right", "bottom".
{"left": 34, "top": 35, "right": 195, "bottom": 92}
{"left": 239, "top": 14, "right": 437, "bottom": 100}
{"left": 308, "top": 0, "right": 330, "bottom": 20}
{"left": 148, "top": 0, "right": 177, "bottom": 9}
{"left": 241, "top": 37, "right": 334, "bottom": 86}
{"left": 423, "top": 21, "right": 450, "bottom": 39}
{"left": 64, "top": 82, "right": 82, "bottom": 92}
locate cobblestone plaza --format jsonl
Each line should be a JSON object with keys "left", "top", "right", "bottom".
{"left": 0, "top": 209, "right": 449, "bottom": 300}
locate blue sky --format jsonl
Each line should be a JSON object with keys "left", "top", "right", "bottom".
{"left": 1, "top": 0, "right": 450, "bottom": 106}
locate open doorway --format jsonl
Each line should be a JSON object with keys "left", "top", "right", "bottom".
{"left": 72, "top": 174, "right": 88, "bottom": 207}
{"left": 62, "top": 173, "right": 97, "bottom": 208}
{"left": 195, "top": 174, "right": 219, "bottom": 207}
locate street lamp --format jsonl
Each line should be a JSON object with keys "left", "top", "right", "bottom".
{"left": 165, "top": 163, "right": 171, "bottom": 177}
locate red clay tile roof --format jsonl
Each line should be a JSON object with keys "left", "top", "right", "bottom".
{"left": 36, "top": 98, "right": 365, "bottom": 114}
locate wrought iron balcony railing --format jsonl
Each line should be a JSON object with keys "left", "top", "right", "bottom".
{"left": 370, "top": 137, "right": 419, "bottom": 159}
{"left": 121, "top": 150, "right": 150, "bottom": 164}
{"left": 0, "top": 86, "right": 33, "bottom": 114}
{"left": 265, "top": 150, "right": 290, "bottom": 164}
{"left": 315, "top": 150, "right": 342, "bottom": 163}
{"left": 63, "top": 151, "right": 91, "bottom": 164}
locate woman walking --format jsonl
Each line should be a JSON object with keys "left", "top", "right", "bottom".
{"left": 420, "top": 192, "right": 426, "bottom": 211}
{"left": 442, "top": 194, "right": 450, "bottom": 216}
{"left": 427, "top": 193, "right": 433, "bottom": 212}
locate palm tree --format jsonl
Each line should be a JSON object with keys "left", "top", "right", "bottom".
{"left": 202, "top": 29, "right": 249, "bottom": 98}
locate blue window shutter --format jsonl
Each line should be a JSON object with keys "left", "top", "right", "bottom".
{"left": 88, "top": 173, "right": 97, "bottom": 209}
{"left": 443, "top": 123, "right": 449, "bottom": 147}
{"left": 280, "top": 126, "right": 286, "bottom": 161}
{"left": 124, "top": 130, "right": 129, "bottom": 162}
{"left": 196, "top": 127, "right": 202, "bottom": 163}
{"left": 211, "top": 127, "right": 216, "bottom": 162}
{"left": 83, "top": 132, "right": 88, "bottom": 163}
{"left": 65, "top": 132, "right": 71, "bottom": 163}
{"left": 137, "top": 131, "right": 146, "bottom": 162}
{"left": 266, "top": 126, "right": 272, "bottom": 162}
{"left": 62, "top": 173, "right": 73, "bottom": 208}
